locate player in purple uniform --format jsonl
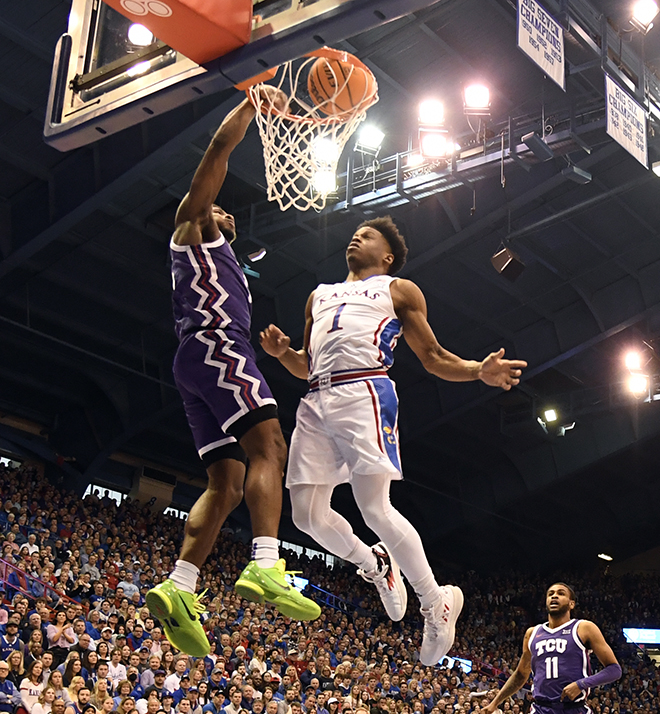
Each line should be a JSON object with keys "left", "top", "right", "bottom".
{"left": 483, "top": 583, "right": 621, "bottom": 714}
{"left": 146, "top": 89, "right": 320, "bottom": 658}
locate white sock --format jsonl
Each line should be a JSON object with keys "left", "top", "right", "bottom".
{"left": 252, "top": 536, "right": 279, "bottom": 568}
{"left": 169, "top": 559, "right": 199, "bottom": 594}
{"left": 410, "top": 572, "right": 443, "bottom": 609}
{"left": 347, "top": 542, "right": 378, "bottom": 573}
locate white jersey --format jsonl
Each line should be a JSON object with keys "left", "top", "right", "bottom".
{"left": 308, "top": 275, "right": 402, "bottom": 377}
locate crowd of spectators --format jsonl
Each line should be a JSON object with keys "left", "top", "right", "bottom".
{"left": 0, "top": 461, "right": 658, "bottom": 714}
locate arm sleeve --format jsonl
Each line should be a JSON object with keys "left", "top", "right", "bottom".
{"left": 576, "top": 663, "right": 622, "bottom": 691}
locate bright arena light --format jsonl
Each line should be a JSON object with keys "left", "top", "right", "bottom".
{"left": 543, "top": 408, "right": 558, "bottom": 423}
{"left": 464, "top": 84, "right": 490, "bottom": 110}
{"left": 357, "top": 125, "right": 385, "bottom": 151}
{"left": 407, "top": 153, "right": 425, "bottom": 167}
{"left": 628, "top": 373, "right": 649, "bottom": 396}
{"left": 312, "top": 169, "right": 336, "bottom": 195}
{"left": 419, "top": 99, "right": 444, "bottom": 126}
{"left": 632, "top": 0, "right": 659, "bottom": 31}
{"left": 128, "top": 23, "right": 154, "bottom": 46}
{"left": 625, "top": 351, "right": 642, "bottom": 371}
{"left": 311, "top": 137, "right": 340, "bottom": 164}
{"left": 126, "top": 60, "right": 151, "bottom": 77}
{"left": 420, "top": 131, "right": 447, "bottom": 157}
{"left": 598, "top": 553, "right": 613, "bottom": 561}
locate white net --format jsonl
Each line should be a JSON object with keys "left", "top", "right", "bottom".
{"left": 246, "top": 49, "right": 378, "bottom": 212}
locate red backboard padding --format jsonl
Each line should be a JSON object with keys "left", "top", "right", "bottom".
{"left": 104, "top": 0, "right": 253, "bottom": 65}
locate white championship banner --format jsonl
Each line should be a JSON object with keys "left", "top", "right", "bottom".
{"left": 517, "top": 0, "right": 565, "bottom": 90}
{"left": 605, "top": 75, "right": 648, "bottom": 168}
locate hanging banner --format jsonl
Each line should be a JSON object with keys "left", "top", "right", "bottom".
{"left": 605, "top": 75, "right": 648, "bottom": 168}
{"left": 517, "top": 0, "right": 565, "bottom": 90}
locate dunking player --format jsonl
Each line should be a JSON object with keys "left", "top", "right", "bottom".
{"left": 483, "top": 583, "right": 621, "bottom": 714}
{"left": 260, "top": 216, "right": 526, "bottom": 664}
{"left": 146, "top": 91, "right": 320, "bottom": 657}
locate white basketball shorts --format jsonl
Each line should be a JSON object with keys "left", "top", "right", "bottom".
{"left": 286, "top": 377, "right": 403, "bottom": 488}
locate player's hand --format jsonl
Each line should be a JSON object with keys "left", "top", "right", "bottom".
{"left": 478, "top": 348, "right": 527, "bottom": 390}
{"left": 256, "top": 84, "right": 288, "bottom": 113}
{"left": 479, "top": 704, "right": 500, "bottom": 714}
{"left": 260, "top": 324, "right": 291, "bottom": 358}
{"left": 561, "top": 682, "right": 581, "bottom": 701}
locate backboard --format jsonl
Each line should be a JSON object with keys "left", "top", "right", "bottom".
{"left": 44, "top": 0, "right": 445, "bottom": 151}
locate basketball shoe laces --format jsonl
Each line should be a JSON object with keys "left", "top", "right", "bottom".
{"left": 187, "top": 588, "right": 208, "bottom": 618}
{"left": 360, "top": 548, "right": 394, "bottom": 589}
{"left": 423, "top": 593, "right": 451, "bottom": 638}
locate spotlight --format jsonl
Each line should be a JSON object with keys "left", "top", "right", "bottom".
{"left": 248, "top": 248, "right": 267, "bottom": 262}
{"left": 557, "top": 422, "right": 575, "bottom": 437}
{"left": 312, "top": 137, "right": 340, "bottom": 164}
{"left": 128, "top": 23, "right": 154, "bottom": 46}
{"left": 598, "top": 553, "right": 613, "bottom": 561}
{"left": 561, "top": 165, "right": 592, "bottom": 184}
{"left": 628, "top": 373, "right": 649, "bottom": 396}
{"left": 464, "top": 84, "right": 491, "bottom": 116}
{"left": 653, "top": 160, "right": 660, "bottom": 177}
{"left": 312, "top": 168, "right": 336, "bottom": 195}
{"left": 356, "top": 125, "right": 385, "bottom": 153}
{"left": 419, "top": 99, "right": 444, "bottom": 126}
{"left": 544, "top": 409, "right": 558, "bottom": 423}
{"left": 522, "top": 132, "right": 555, "bottom": 161}
{"left": 631, "top": 0, "right": 659, "bottom": 33}
{"left": 625, "top": 351, "right": 642, "bottom": 371}
{"left": 419, "top": 129, "right": 448, "bottom": 158}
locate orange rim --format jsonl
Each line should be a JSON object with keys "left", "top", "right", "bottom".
{"left": 245, "top": 47, "right": 378, "bottom": 124}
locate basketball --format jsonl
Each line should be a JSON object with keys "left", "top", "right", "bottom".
{"left": 307, "top": 57, "right": 376, "bottom": 117}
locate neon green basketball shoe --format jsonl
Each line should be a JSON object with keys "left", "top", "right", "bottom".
{"left": 235, "top": 559, "right": 321, "bottom": 621}
{"left": 145, "top": 579, "right": 210, "bottom": 657}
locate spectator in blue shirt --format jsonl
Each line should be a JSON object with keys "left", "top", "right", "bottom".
{"left": 0, "top": 661, "right": 21, "bottom": 713}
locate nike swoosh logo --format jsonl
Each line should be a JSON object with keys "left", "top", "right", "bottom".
{"left": 261, "top": 572, "right": 292, "bottom": 592}
{"left": 179, "top": 597, "right": 197, "bottom": 620}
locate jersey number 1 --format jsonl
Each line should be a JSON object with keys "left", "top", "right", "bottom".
{"left": 545, "top": 656, "right": 559, "bottom": 679}
{"left": 327, "top": 303, "right": 347, "bottom": 333}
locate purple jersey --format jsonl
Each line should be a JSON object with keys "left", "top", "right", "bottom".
{"left": 170, "top": 232, "right": 252, "bottom": 342}
{"left": 529, "top": 619, "right": 591, "bottom": 706}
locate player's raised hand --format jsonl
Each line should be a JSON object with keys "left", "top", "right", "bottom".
{"left": 478, "top": 348, "right": 527, "bottom": 390}
{"left": 260, "top": 324, "right": 291, "bottom": 358}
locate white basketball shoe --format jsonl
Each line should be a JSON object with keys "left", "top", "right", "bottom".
{"left": 419, "top": 585, "right": 464, "bottom": 665}
{"left": 357, "top": 541, "right": 408, "bottom": 621}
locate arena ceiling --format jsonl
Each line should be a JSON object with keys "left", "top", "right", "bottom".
{"left": 2, "top": 0, "right": 660, "bottom": 574}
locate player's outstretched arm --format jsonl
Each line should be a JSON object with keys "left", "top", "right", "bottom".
{"left": 259, "top": 291, "right": 315, "bottom": 380}
{"left": 391, "top": 279, "right": 526, "bottom": 389}
{"left": 175, "top": 87, "right": 286, "bottom": 243}
{"left": 482, "top": 628, "right": 533, "bottom": 714}
{"left": 562, "top": 621, "right": 621, "bottom": 701}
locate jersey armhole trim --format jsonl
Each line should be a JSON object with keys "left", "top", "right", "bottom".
{"left": 170, "top": 232, "right": 227, "bottom": 251}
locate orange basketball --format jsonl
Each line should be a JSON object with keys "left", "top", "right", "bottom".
{"left": 307, "top": 57, "right": 376, "bottom": 117}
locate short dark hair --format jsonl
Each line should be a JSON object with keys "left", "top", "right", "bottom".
{"left": 549, "top": 582, "right": 576, "bottom": 602}
{"left": 357, "top": 215, "right": 408, "bottom": 275}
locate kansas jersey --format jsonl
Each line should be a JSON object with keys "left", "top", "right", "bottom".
{"left": 308, "top": 275, "right": 402, "bottom": 377}
{"left": 529, "top": 619, "right": 591, "bottom": 706}
{"left": 170, "top": 232, "right": 252, "bottom": 342}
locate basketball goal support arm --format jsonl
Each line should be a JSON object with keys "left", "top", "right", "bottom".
{"left": 175, "top": 98, "right": 257, "bottom": 227}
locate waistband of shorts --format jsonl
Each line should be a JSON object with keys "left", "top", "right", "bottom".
{"left": 533, "top": 698, "right": 587, "bottom": 710}
{"left": 308, "top": 368, "right": 389, "bottom": 391}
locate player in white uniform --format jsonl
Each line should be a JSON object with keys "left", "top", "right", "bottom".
{"left": 260, "top": 216, "right": 526, "bottom": 665}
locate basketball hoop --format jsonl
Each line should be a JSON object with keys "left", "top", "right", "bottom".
{"left": 243, "top": 48, "right": 378, "bottom": 212}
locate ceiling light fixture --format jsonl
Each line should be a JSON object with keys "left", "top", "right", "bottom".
{"left": 522, "top": 132, "right": 555, "bottom": 161}
{"left": 628, "top": 373, "right": 649, "bottom": 396}
{"left": 561, "top": 165, "right": 592, "bottom": 184}
{"left": 544, "top": 408, "right": 558, "bottom": 423}
{"left": 248, "top": 248, "right": 267, "bottom": 262}
{"left": 598, "top": 553, "right": 613, "bottom": 561}
{"left": 419, "top": 99, "right": 444, "bottom": 126}
{"left": 625, "top": 351, "right": 642, "bottom": 371}
{"left": 464, "top": 84, "right": 491, "bottom": 116}
{"left": 631, "top": 0, "right": 659, "bottom": 33}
